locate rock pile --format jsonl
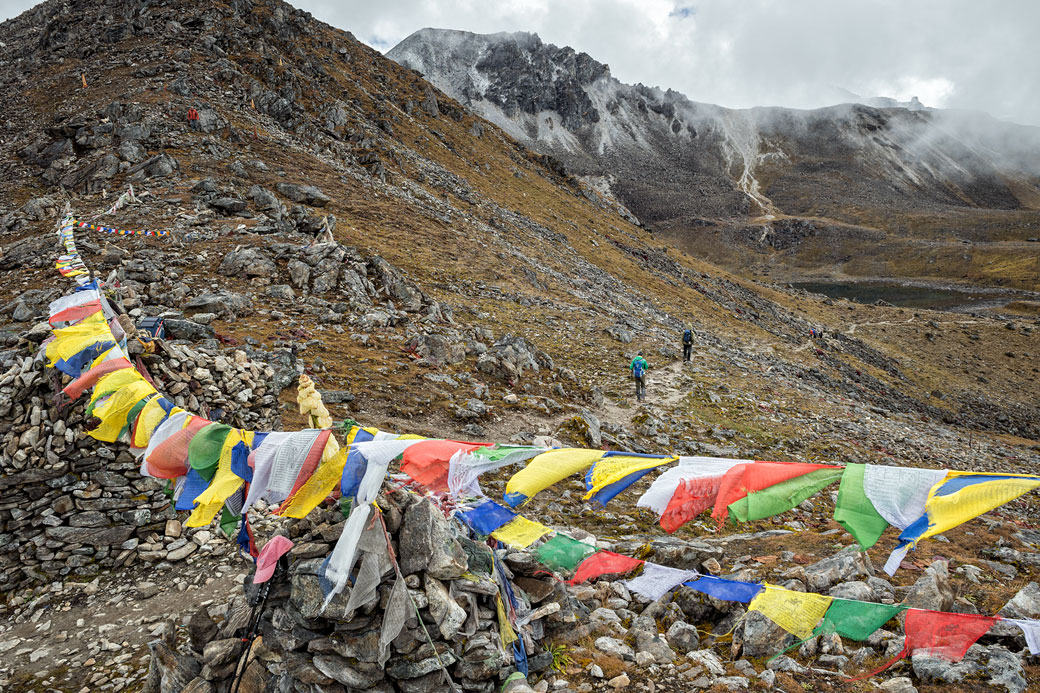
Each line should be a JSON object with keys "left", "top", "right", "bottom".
{"left": 153, "top": 501, "right": 1039, "bottom": 693}
{"left": 0, "top": 328, "right": 286, "bottom": 591}
{"left": 150, "top": 488, "right": 573, "bottom": 693}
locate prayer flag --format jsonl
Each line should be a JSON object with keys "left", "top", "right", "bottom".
{"left": 491, "top": 517, "right": 551, "bottom": 548}
{"left": 583, "top": 452, "right": 676, "bottom": 506}
{"left": 535, "top": 535, "right": 597, "bottom": 573}
{"left": 682, "top": 575, "right": 763, "bottom": 603}
{"left": 712, "top": 461, "right": 839, "bottom": 523}
{"left": 504, "top": 448, "right": 606, "bottom": 507}
{"left": 568, "top": 551, "right": 644, "bottom": 585}
{"left": 460, "top": 500, "right": 517, "bottom": 536}
{"left": 749, "top": 586, "right": 834, "bottom": 639}
{"left": 728, "top": 467, "right": 844, "bottom": 523}
{"left": 833, "top": 464, "right": 890, "bottom": 549}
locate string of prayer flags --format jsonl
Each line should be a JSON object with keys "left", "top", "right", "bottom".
{"left": 72, "top": 219, "right": 168, "bottom": 237}
{"left": 624, "top": 563, "right": 700, "bottom": 602}
{"left": 568, "top": 551, "right": 644, "bottom": 585}
{"left": 460, "top": 500, "right": 517, "bottom": 536}
{"left": 682, "top": 575, "right": 763, "bottom": 603}
{"left": 503, "top": 448, "right": 605, "bottom": 507}
{"left": 490, "top": 516, "right": 551, "bottom": 549}
{"left": 727, "top": 466, "right": 845, "bottom": 523}
{"left": 833, "top": 463, "right": 891, "bottom": 549}
{"left": 535, "top": 535, "right": 597, "bottom": 573}
{"left": 583, "top": 452, "right": 676, "bottom": 506}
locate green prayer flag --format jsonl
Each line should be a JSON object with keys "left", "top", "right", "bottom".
{"left": 815, "top": 598, "right": 907, "bottom": 641}
{"left": 472, "top": 445, "right": 543, "bottom": 462}
{"left": 218, "top": 506, "right": 239, "bottom": 537}
{"left": 535, "top": 535, "right": 596, "bottom": 573}
{"left": 188, "top": 423, "right": 232, "bottom": 481}
{"left": 771, "top": 597, "right": 907, "bottom": 661}
{"left": 728, "top": 468, "right": 845, "bottom": 523}
{"left": 833, "top": 464, "right": 890, "bottom": 549}
{"left": 118, "top": 395, "right": 153, "bottom": 441}
{"left": 339, "top": 496, "right": 353, "bottom": 518}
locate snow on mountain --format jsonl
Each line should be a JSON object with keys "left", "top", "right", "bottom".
{"left": 389, "top": 29, "right": 1040, "bottom": 228}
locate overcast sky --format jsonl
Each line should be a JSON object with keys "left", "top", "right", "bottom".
{"left": 3, "top": 0, "right": 1038, "bottom": 126}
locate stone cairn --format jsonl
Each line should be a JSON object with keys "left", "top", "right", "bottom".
{"left": 148, "top": 487, "right": 579, "bottom": 693}
{"left": 149, "top": 489, "right": 1040, "bottom": 693}
{"left": 0, "top": 332, "right": 286, "bottom": 592}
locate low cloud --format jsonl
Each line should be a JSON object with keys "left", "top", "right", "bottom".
{"left": 3, "top": 0, "right": 1038, "bottom": 125}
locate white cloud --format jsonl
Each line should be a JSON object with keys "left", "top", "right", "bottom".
{"left": 3, "top": 0, "right": 1038, "bottom": 125}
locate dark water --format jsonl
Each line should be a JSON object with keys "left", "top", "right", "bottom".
{"left": 793, "top": 281, "right": 1014, "bottom": 313}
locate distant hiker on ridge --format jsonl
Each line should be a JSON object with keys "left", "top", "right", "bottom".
{"left": 630, "top": 350, "right": 648, "bottom": 402}
{"left": 682, "top": 327, "right": 693, "bottom": 363}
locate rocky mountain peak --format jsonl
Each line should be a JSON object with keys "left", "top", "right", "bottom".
{"left": 389, "top": 28, "right": 1040, "bottom": 291}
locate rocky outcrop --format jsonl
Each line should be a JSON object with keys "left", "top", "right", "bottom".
{"left": 0, "top": 329, "right": 285, "bottom": 591}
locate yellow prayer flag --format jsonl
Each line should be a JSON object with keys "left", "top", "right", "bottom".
{"left": 186, "top": 430, "right": 255, "bottom": 527}
{"left": 583, "top": 454, "right": 677, "bottom": 501}
{"left": 132, "top": 397, "right": 182, "bottom": 449}
{"left": 45, "top": 314, "right": 110, "bottom": 365}
{"left": 279, "top": 447, "right": 349, "bottom": 518}
{"left": 496, "top": 595, "right": 518, "bottom": 648}
{"left": 490, "top": 517, "right": 551, "bottom": 549}
{"left": 88, "top": 380, "right": 158, "bottom": 442}
{"left": 919, "top": 472, "right": 1040, "bottom": 542}
{"left": 505, "top": 448, "right": 606, "bottom": 505}
{"left": 749, "top": 585, "right": 833, "bottom": 640}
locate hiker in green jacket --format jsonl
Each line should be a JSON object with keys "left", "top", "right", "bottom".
{"left": 630, "top": 351, "right": 648, "bottom": 402}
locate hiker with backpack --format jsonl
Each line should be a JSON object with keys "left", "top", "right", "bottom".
{"left": 630, "top": 351, "right": 648, "bottom": 402}
{"left": 682, "top": 328, "right": 693, "bottom": 362}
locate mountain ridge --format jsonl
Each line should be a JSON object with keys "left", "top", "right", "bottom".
{"left": 388, "top": 28, "right": 1040, "bottom": 290}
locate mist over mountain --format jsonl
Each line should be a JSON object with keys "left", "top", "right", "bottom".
{"left": 389, "top": 29, "right": 1040, "bottom": 289}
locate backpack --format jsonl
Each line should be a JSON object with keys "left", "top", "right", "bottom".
{"left": 633, "top": 359, "right": 645, "bottom": 378}
{"left": 683, "top": 329, "right": 692, "bottom": 344}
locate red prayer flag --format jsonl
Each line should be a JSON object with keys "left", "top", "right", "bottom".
{"left": 567, "top": 551, "right": 644, "bottom": 585}
{"left": 50, "top": 300, "right": 102, "bottom": 327}
{"left": 661, "top": 475, "right": 725, "bottom": 532}
{"left": 63, "top": 357, "right": 132, "bottom": 399}
{"left": 146, "top": 416, "right": 212, "bottom": 478}
{"left": 712, "top": 461, "right": 836, "bottom": 522}
{"left": 400, "top": 440, "right": 492, "bottom": 493}
{"left": 853, "top": 609, "right": 997, "bottom": 679}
